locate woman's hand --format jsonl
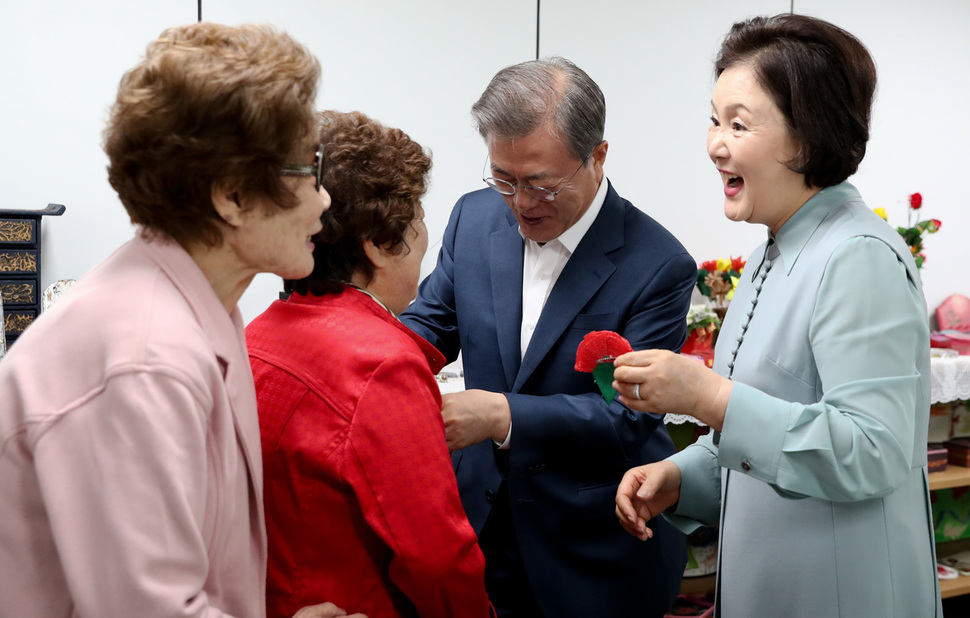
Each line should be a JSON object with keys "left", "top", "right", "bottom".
{"left": 292, "top": 602, "right": 368, "bottom": 618}
{"left": 612, "top": 349, "right": 732, "bottom": 431}
{"left": 615, "top": 460, "right": 683, "bottom": 541}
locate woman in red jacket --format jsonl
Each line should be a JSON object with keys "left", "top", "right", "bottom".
{"left": 247, "top": 110, "right": 493, "bottom": 618}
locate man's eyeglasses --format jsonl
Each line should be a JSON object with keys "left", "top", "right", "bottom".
{"left": 483, "top": 154, "right": 589, "bottom": 202}
{"left": 281, "top": 143, "right": 324, "bottom": 191}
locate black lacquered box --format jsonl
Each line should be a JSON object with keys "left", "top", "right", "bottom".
{"left": 0, "top": 204, "right": 65, "bottom": 347}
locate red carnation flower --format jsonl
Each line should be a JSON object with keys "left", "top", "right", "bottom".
{"left": 575, "top": 331, "right": 633, "bottom": 403}
{"left": 909, "top": 192, "right": 923, "bottom": 210}
{"left": 575, "top": 331, "right": 633, "bottom": 372}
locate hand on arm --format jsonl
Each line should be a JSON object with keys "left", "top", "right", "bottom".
{"left": 612, "top": 350, "right": 732, "bottom": 431}
{"left": 348, "top": 356, "right": 492, "bottom": 616}
{"left": 441, "top": 389, "right": 511, "bottom": 451}
{"left": 615, "top": 460, "right": 683, "bottom": 541}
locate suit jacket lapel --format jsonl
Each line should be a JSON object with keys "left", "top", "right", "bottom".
{"left": 491, "top": 211, "right": 525, "bottom": 391}
{"left": 513, "top": 186, "right": 623, "bottom": 392}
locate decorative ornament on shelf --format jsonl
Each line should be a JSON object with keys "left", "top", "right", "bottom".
{"left": 681, "top": 304, "right": 721, "bottom": 368}
{"left": 874, "top": 192, "right": 941, "bottom": 270}
{"left": 696, "top": 256, "right": 746, "bottom": 317}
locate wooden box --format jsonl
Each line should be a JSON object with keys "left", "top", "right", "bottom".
{"left": 0, "top": 204, "right": 64, "bottom": 347}
{"left": 930, "top": 443, "right": 950, "bottom": 473}
{"left": 946, "top": 438, "right": 970, "bottom": 468}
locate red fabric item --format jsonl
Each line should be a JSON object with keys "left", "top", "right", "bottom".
{"left": 937, "top": 294, "right": 970, "bottom": 332}
{"left": 945, "top": 332, "right": 970, "bottom": 355}
{"left": 681, "top": 329, "right": 715, "bottom": 368}
{"left": 932, "top": 332, "right": 970, "bottom": 355}
{"left": 574, "top": 330, "right": 633, "bottom": 372}
{"left": 247, "top": 288, "right": 492, "bottom": 618}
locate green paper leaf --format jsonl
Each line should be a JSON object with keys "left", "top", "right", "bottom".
{"left": 592, "top": 363, "right": 617, "bottom": 403}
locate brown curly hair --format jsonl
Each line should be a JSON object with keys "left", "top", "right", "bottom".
{"left": 103, "top": 22, "right": 321, "bottom": 248}
{"left": 285, "top": 110, "right": 432, "bottom": 296}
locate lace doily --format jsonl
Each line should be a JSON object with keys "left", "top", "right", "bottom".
{"left": 664, "top": 354, "right": 970, "bottom": 427}
{"left": 665, "top": 413, "right": 705, "bottom": 425}
{"left": 435, "top": 355, "right": 970, "bottom": 426}
{"left": 931, "top": 355, "right": 970, "bottom": 404}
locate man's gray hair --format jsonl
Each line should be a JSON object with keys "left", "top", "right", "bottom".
{"left": 471, "top": 56, "right": 605, "bottom": 162}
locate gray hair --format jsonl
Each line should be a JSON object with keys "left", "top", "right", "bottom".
{"left": 471, "top": 56, "right": 606, "bottom": 162}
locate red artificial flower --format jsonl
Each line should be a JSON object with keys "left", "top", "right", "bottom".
{"left": 731, "top": 256, "right": 746, "bottom": 271}
{"left": 909, "top": 192, "right": 923, "bottom": 210}
{"left": 700, "top": 260, "right": 718, "bottom": 272}
{"left": 932, "top": 218, "right": 942, "bottom": 229}
{"left": 574, "top": 330, "right": 633, "bottom": 372}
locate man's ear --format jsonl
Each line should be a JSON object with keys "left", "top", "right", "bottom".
{"left": 211, "top": 184, "right": 244, "bottom": 228}
{"left": 590, "top": 139, "right": 609, "bottom": 180}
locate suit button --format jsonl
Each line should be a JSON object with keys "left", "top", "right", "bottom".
{"left": 527, "top": 463, "right": 547, "bottom": 474}
{"left": 741, "top": 461, "right": 751, "bottom": 471}
{"left": 485, "top": 489, "right": 495, "bottom": 503}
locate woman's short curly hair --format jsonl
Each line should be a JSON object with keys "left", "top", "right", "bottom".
{"left": 285, "top": 110, "right": 431, "bottom": 297}
{"left": 103, "top": 22, "right": 320, "bottom": 248}
{"left": 715, "top": 14, "right": 876, "bottom": 188}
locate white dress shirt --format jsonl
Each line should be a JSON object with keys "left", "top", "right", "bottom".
{"left": 496, "top": 177, "right": 609, "bottom": 449}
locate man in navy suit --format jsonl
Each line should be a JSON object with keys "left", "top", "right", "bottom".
{"left": 400, "top": 57, "right": 694, "bottom": 617}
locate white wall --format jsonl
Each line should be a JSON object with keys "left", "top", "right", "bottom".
{"left": 202, "top": 0, "right": 535, "bottom": 319}
{"left": 0, "top": 0, "right": 198, "bottom": 303}
{"left": 542, "top": 0, "right": 788, "bottom": 286}
{"left": 794, "top": 0, "right": 970, "bottom": 323}
{"left": 2, "top": 1, "right": 967, "bottom": 325}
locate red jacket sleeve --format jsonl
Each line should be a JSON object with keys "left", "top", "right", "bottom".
{"left": 343, "top": 354, "right": 492, "bottom": 618}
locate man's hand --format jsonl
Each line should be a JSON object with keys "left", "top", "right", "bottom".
{"left": 292, "top": 602, "right": 367, "bottom": 618}
{"left": 615, "top": 460, "right": 683, "bottom": 541}
{"left": 612, "top": 349, "right": 732, "bottom": 431}
{"left": 441, "top": 389, "right": 511, "bottom": 451}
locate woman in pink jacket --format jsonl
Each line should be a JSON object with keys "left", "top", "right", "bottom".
{"left": 0, "top": 22, "right": 360, "bottom": 618}
{"left": 248, "top": 110, "right": 493, "bottom": 618}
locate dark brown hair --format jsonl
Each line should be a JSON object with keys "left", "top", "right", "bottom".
{"left": 285, "top": 110, "right": 431, "bottom": 296}
{"left": 103, "top": 22, "right": 320, "bottom": 248}
{"left": 715, "top": 14, "right": 876, "bottom": 188}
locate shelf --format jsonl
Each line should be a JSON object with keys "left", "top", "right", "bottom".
{"left": 675, "top": 467, "right": 970, "bottom": 600}
{"left": 929, "top": 465, "right": 970, "bottom": 491}
{"left": 930, "top": 465, "right": 970, "bottom": 599}
{"left": 680, "top": 573, "right": 716, "bottom": 596}
{"left": 940, "top": 574, "right": 970, "bottom": 599}
{"left": 938, "top": 539, "right": 970, "bottom": 599}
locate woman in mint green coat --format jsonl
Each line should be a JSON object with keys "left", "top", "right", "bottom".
{"left": 613, "top": 14, "right": 941, "bottom": 617}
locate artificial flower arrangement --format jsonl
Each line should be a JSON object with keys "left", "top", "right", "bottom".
{"left": 681, "top": 304, "right": 721, "bottom": 368}
{"left": 874, "top": 192, "right": 941, "bottom": 270}
{"left": 696, "top": 257, "right": 746, "bottom": 309}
